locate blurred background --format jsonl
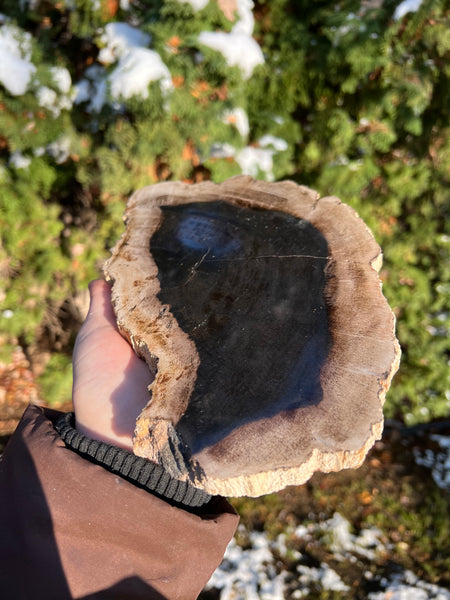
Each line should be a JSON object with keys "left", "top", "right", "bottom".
{"left": 0, "top": 0, "right": 448, "bottom": 597}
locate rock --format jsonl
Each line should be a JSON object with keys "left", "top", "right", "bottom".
{"left": 103, "top": 176, "right": 400, "bottom": 497}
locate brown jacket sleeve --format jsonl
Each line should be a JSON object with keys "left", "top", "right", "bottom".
{"left": 0, "top": 405, "right": 238, "bottom": 600}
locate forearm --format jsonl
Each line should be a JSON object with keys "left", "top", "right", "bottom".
{"left": 0, "top": 405, "right": 238, "bottom": 600}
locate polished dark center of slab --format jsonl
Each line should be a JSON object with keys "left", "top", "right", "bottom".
{"left": 150, "top": 200, "right": 331, "bottom": 453}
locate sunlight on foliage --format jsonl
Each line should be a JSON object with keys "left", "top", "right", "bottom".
{"left": 0, "top": 0, "right": 448, "bottom": 425}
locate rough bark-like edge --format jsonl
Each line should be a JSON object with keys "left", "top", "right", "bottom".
{"left": 103, "top": 194, "right": 201, "bottom": 466}
{"left": 103, "top": 176, "right": 401, "bottom": 497}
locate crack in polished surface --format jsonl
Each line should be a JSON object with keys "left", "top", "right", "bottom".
{"left": 150, "top": 200, "right": 331, "bottom": 455}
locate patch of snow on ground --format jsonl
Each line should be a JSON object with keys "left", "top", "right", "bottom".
{"left": 393, "top": 0, "right": 424, "bottom": 20}
{"left": 206, "top": 514, "right": 449, "bottom": 599}
{"left": 296, "top": 562, "right": 349, "bottom": 593}
{"left": 206, "top": 529, "right": 287, "bottom": 600}
{"left": 109, "top": 47, "right": 172, "bottom": 101}
{"left": 368, "top": 569, "right": 450, "bottom": 600}
{"left": 414, "top": 435, "right": 450, "bottom": 491}
{"left": 320, "top": 512, "right": 384, "bottom": 560}
{"left": 0, "top": 24, "right": 36, "bottom": 95}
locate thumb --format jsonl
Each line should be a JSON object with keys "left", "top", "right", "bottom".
{"left": 74, "top": 280, "right": 120, "bottom": 357}
{"left": 84, "top": 279, "right": 118, "bottom": 332}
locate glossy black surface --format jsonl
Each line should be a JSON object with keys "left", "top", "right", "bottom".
{"left": 150, "top": 201, "right": 330, "bottom": 453}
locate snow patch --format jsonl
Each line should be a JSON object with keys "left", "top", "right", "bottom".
{"left": 9, "top": 151, "right": 31, "bottom": 169}
{"left": 259, "top": 134, "right": 288, "bottom": 152}
{"left": 74, "top": 64, "right": 108, "bottom": 113}
{"left": 198, "top": 31, "right": 264, "bottom": 79}
{"left": 51, "top": 66, "right": 72, "bottom": 94}
{"left": 236, "top": 136, "right": 287, "bottom": 180}
{"left": 236, "top": 146, "right": 276, "bottom": 180}
{"left": 109, "top": 47, "right": 172, "bottom": 101}
{"left": 198, "top": 0, "right": 264, "bottom": 79}
{"left": 209, "top": 142, "right": 236, "bottom": 159}
{"left": 208, "top": 134, "right": 287, "bottom": 180}
{"left": 320, "top": 512, "right": 384, "bottom": 560}
{"left": 175, "top": 0, "right": 209, "bottom": 10}
{"left": 98, "top": 22, "right": 151, "bottom": 65}
{"left": 37, "top": 86, "right": 58, "bottom": 110}
{"left": 76, "top": 46, "right": 172, "bottom": 111}
{"left": 368, "top": 569, "right": 450, "bottom": 599}
{"left": 47, "top": 136, "right": 71, "bottom": 164}
{"left": 223, "top": 107, "right": 249, "bottom": 138}
{"left": 82, "top": 23, "right": 171, "bottom": 106}
{"left": 232, "top": 0, "right": 256, "bottom": 36}
{"left": 206, "top": 529, "right": 287, "bottom": 600}
{"left": 206, "top": 514, "right": 449, "bottom": 599}
{"left": 0, "top": 24, "right": 36, "bottom": 95}
{"left": 297, "top": 563, "right": 350, "bottom": 593}
{"left": 414, "top": 435, "right": 450, "bottom": 491}
{"left": 37, "top": 78, "right": 74, "bottom": 118}
{"left": 393, "top": 0, "right": 424, "bottom": 20}
{"left": 0, "top": 22, "right": 33, "bottom": 59}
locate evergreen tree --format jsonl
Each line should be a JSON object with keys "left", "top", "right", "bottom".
{"left": 0, "top": 0, "right": 448, "bottom": 422}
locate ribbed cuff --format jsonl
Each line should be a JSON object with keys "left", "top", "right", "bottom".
{"left": 54, "top": 412, "right": 211, "bottom": 509}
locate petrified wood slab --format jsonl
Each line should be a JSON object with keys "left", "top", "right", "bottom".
{"left": 103, "top": 176, "right": 400, "bottom": 497}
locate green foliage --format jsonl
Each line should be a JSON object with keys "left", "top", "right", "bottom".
{"left": 0, "top": 179, "right": 67, "bottom": 344}
{"left": 37, "top": 352, "right": 73, "bottom": 406}
{"left": 0, "top": 0, "right": 448, "bottom": 420}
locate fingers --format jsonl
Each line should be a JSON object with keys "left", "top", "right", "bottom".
{"left": 72, "top": 279, "right": 151, "bottom": 450}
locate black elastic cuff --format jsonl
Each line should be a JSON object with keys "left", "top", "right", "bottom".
{"left": 54, "top": 412, "right": 211, "bottom": 509}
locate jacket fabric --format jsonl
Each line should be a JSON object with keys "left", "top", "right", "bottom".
{"left": 0, "top": 405, "right": 238, "bottom": 600}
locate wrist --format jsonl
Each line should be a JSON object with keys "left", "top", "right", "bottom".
{"left": 74, "top": 414, "right": 134, "bottom": 452}
{"left": 55, "top": 412, "right": 212, "bottom": 508}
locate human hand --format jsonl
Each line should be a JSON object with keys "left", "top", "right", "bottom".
{"left": 72, "top": 279, "right": 154, "bottom": 451}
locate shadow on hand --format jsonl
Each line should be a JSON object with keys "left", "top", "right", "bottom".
{"left": 81, "top": 576, "right": 166, "bottom": 599}
{"left": 109, "top": 351, "right": 154, "bottom": 441}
